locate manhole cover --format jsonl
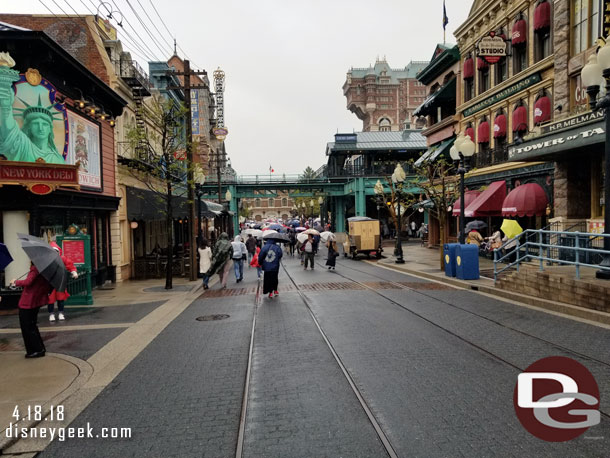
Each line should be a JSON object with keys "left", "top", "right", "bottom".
{"left": 196, "top": 314, "right": 230, "bottom": 321}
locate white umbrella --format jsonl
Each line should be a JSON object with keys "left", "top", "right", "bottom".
{"left": 296, "top": 232, "right": 308, "bottom": 243}
{"left": 250, "top": 229, "right": 263, "bottom": 238}
{"left": 304, "top": 228, "right": 320, "bottom": 236}
{"left": 320, "top": 231, "right": 335, "bottom": 242}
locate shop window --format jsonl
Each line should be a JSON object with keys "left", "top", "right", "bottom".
{"left": 572, "top": 0, "right": 599, "bottom": 56}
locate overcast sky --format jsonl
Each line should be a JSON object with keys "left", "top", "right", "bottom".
{"left": 3, "top": 0, "right": 471, "bottom": 176}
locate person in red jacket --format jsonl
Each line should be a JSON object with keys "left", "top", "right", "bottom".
{"left": 10, "top": 264, "right": 53, "bottom": 358}
{"left": 47, "top": 242, "right": 78, "bottom": 322}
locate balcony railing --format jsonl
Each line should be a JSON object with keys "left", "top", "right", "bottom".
{"left": 118, "top": 58, "right": 152, "bottom": 93}
{"left": 475, "top": 145, "right": 508, "bottom": 168}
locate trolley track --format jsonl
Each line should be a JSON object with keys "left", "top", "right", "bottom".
{"left": 312, "top": 255, "right": 610, "bottom": 419}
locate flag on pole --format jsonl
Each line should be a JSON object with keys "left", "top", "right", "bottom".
{"left": 269, "top": 165, "right": 274, "bottom": 173}
{"left": 443, "top": 0, "right": 449, "bottom": 30}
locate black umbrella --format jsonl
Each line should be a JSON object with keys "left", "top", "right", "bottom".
{"left": 263, "top": 232, "right": 290, "bottom": 243}
{"left": 0, "top": 243, "right": 13, "bottom": 270}
{"left": 17, "top": 233, "right": 67, "bottom": 292}
{"left": 465, "top": 220, "right": 488, "bottom": 232}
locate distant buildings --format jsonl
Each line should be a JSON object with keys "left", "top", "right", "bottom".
{"left": 343, "top": 58, "right": 429, "bottom": 131}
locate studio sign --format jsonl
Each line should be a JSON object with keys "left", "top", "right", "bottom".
{"left": 478, "top": 33, "right": 507, "bottom": 64}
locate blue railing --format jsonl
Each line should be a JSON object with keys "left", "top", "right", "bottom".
{"left": 493, "top": 229, "right": 610, "bottom": 283}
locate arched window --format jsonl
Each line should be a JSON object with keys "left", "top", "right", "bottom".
{"left": 379, "top": 117, "right": 391, "bottom": 132}
{"left": 268, "top": 198, "right": 274, "bottom": 207}
{"left": 512, "top": 14, "right": 528, "bottom": 74}
{"left": 255, "top": 198, "right": 261, "bottom": 207}
{"left": 534, "top": 0, "right": 552, "bottom": 62}
{"left": 282, "top": 198, "right": 288, "bottom": 207}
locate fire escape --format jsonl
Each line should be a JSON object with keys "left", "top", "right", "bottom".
{"left": 119, "top": 55, "right": 152, "bottom": 164}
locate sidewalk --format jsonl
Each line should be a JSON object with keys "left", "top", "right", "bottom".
{"left": 375, "top": 240, "right": 610, "bottom": 327}
{"left": 0, "top": 276, "right": 204, "bottom": 456}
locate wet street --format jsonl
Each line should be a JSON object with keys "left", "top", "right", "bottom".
{"left": 18, "top": 249, "right": 610, "bottom": 457}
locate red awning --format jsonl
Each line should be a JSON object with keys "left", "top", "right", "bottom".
{"left": 477, "top": 57, "right": 489, "bottom": 70}
{"left": 452, "top": 190, "right": 482, "bottom": 216}
{"left": 463, "top": 57, "right": 474, "bottom": 79}
{"left": 502, "top": 183, "right": 548, "bottom": 216}
{"left": 465, "top": 126, "right": 475, "bottom": 142}
{"left": 534, "top": 95, "right": 551, "bottom": 124}
{"left": 478, "top": 121, "right": 490, "bottom": 143}
{"left": 464, "top": 181, "right": 507, "bottom": 217}
{"left": 534, "top": 1, "right": 551, "bottom": 31}
{"left": 494, "top": 114, "right": 507, "bottom": 138}
{"left": 513, "top": 105, "right": 528, "bottom": 132}
{"left": 512, "top": 19, "right": 527, "bottom": 45}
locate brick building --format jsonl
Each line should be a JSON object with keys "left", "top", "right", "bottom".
{"left": 343, "top": 58, "right": 429, "bottom": 132}
{"left": 241, "top": 193, "right": 296, "bottom": 222}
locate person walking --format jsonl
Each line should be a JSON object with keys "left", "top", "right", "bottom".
{"left": 258, "top": 239, "right": 283, "bottom": 298}
{"left": 410, "top": 220, "right": 417, "bottom": 237}
{"left": 207, "top": 232, "right": 233, "bottom": 289}
{"left": 288, "top": 230, "right": 296, "bottom": 257}
{"left": 245, "top": 234, "right": 257, "bottom": 264}
{"left": 325, "top": 236, "right": 338, "bottom": 271}
{"left": 250, "top": 242, "right": 262, "bottom": 279}
{"left": 302, "top": 234, "right": 315, "bottom": 270}
{"left": 46, "top": 242, "right": 78, "bottom": 322}
{"left": 231, "top": 236, "right": 247, "bottom": 283}
{"left": 198, "top": 239, "right": 212, "bottom": 290}
{"left": 466, "top": 229, "right": 484, "bottom": 247}
{"left": 10, "top": 264, "right": 53, "bottom": 358}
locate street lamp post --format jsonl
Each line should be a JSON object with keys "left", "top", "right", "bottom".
{"left": 449, "top": 133, "right": 476, "bottom": 244}
{"left": 318, "top": 196, "right": 324, "bottom": 226}
{"left": 374, "top": 179, "right": 384, "bottom": 221}
{"left": 582, "top": 48, "right": 610, "bottom": 279}
{"left": 392, "top": 164, "right": 407, "bottom": 264}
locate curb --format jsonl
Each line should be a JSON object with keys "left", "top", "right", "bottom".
{"left": 374, "top": 260, "right": 610, "bottom": 327}
{"left": 0, "top": 353, "right": 93, "bottom": 454}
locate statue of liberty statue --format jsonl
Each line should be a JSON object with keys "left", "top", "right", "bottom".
{"left": 0, "top": 52, "right": 65, "bottom": 164}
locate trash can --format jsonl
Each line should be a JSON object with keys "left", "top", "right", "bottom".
{"left": 456, "top": 244, "right": 480, "bottom": 280}
{"left": 444, "top": 243, "right": 459, "bottom": 277}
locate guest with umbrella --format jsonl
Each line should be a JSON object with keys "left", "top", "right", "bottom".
{"left": 501, "top": 219, "right": 524, "bottom": 263}
{"left": 47, "top": 242, "right": 78, "bottom": 322}
{"left": 325, "top": 234, "right": 338, "bottom": 271}
{"left": 258, "top": 237, "right": 283, "bottom": 299}
{"left": 10, "top": 234, "right": 66, "bottom": 358}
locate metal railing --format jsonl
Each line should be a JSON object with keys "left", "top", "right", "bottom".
{"left": 493, "top": 229, "right": 610, "bottom": 283}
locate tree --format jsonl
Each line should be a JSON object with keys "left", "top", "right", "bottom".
{"left": 125, "top": 95, "right": 191, "bottom": 289}
{"left": 411, "top": 158, "right": 459, "bottom": 269}
{"left": 300, "top": 166, "right": 317, "bottom": 182}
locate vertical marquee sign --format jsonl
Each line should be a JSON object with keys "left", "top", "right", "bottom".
{"left": 605, "top": 0, "right": 610, "bottom": 38}
{"left": 212, "top": 67, "right": 228, "bottom": 141}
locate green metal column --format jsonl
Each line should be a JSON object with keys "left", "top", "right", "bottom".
{"left": 355, "top": 177, "right": 366, "bottom": 216}
{"left": 229, "top": 185, "right": 239, "bottom": 236}
{"left": 335, "top": 196, "right": 345, "bottom": 233}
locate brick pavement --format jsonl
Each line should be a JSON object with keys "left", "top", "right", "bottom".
{"left": 39, "top": 295, "right": 254, "bottom": 458}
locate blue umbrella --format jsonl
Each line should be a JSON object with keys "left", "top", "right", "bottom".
{"left": 0, "top": 243, "right": 13, "bottom": 270}
{"left": 268, "top": 223, "right": 283, "bottom": 231}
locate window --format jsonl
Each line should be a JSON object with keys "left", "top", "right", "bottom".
{"left": 465, "top": 78, "right": 474, "bottom": 102}
{"left": 281, "top": 198, "right": 288, "bottom": 207}
{"left": 535, "top": 2, "right": 552, "bottom": 61}
{"left": 495, "top": 57, "right": 508, "bottom": 85}
{"left": 255, "top": 198, "right": 261, "bottom": 207}
{"left": 268, "top": 198, "right": 274, "bottom": 207}
{"left": 513, "top": 44, "right": 528, "bottom": 74}
{"left": 377, "top": 97, "right": 390, "bottom": 102}
{"left": 379, "top": 118, "right": 391, "bottom": 132}
{"left": 478, "top": 63, "right": 490, "bottom": 94}
{"left": 572, "top": 0, "right": 599, "bottom": 55}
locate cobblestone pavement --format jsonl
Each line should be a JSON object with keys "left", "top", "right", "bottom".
{"left": 30, "top": 251, "right": 610, "bottom": 457}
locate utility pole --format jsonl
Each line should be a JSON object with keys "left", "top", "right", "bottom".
{"left": 167, "top": 60, "right": 207, "bottom": 282}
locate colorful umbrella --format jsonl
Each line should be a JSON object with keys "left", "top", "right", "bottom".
{"left": 501, "top": 219, "right": 523, "bottom": 240}
{"left": 0, "top": 243, "right": 13, "bottom": 270}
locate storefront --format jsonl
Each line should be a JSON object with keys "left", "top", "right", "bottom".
{"left": 508, "top": 110, "right": 605, "bottom": 233}
{"left": 0, "top": 29, "right": 126, "bottom": 292}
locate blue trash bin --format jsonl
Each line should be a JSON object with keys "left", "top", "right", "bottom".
{"left": 456, "top": 244, "right": 480, "bottom": 280}
{"left": 444, "top": 243, "right": 459, "bottom": 277}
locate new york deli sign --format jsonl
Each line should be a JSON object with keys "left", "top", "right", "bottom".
{"left": 509, "top": 112, "right": 604, "bottom": 161}
{"left": 0, "top": 160, "right": 80, "bottom": 195}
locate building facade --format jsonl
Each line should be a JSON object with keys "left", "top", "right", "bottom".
{"left": 453, "top": 0, "right": 556, "bottom": 233}
{"left": 343, "top": 58, "right": 429, "bottom": 132}
{"left": 241, "top": 193, "right": 296, "bottom": 222}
